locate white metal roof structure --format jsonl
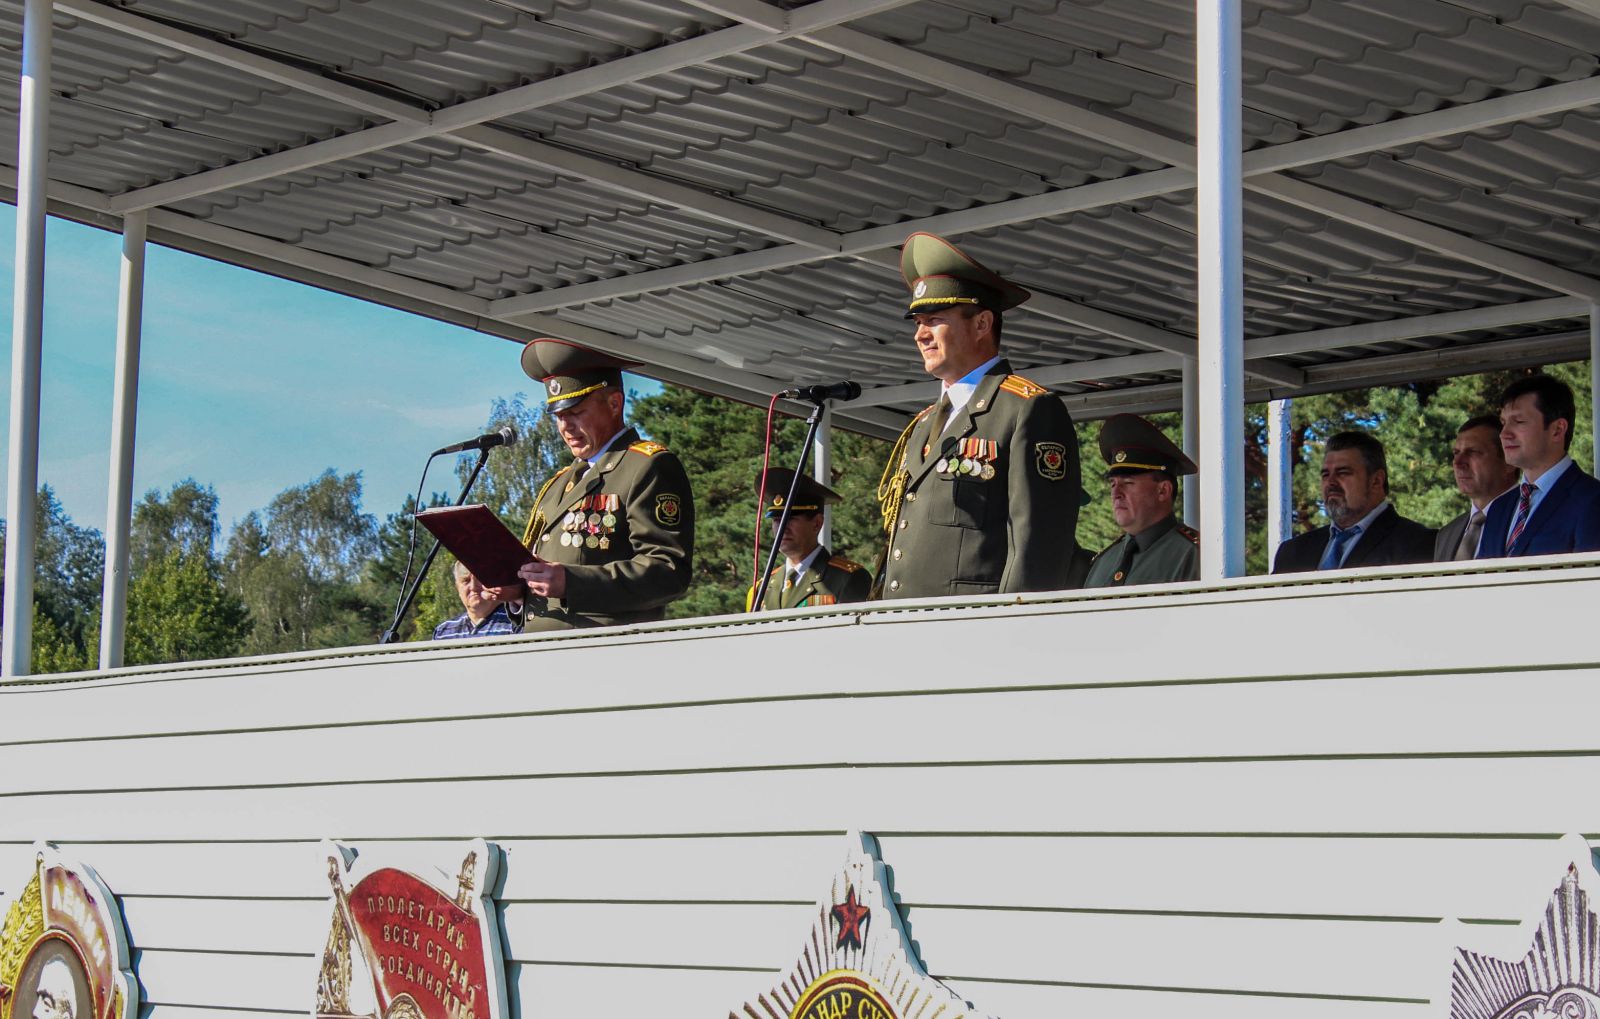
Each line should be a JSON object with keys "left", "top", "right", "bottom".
{"left": 5, "top": 0, "right": 1600, "bottom": 439}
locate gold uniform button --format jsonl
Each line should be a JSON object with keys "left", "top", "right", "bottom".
{"left": 906, "top": 491, "right": 917, "bottom": 502}
{"left": 541, "top": 533, "right": 551, "bottom": 542}
{"left": 889, "top": 580, "right": 901, "bottom": 591}
{"left": 898, "top": 519, "right": 908, "bottom": 530}
{"left": 892, "top": 549, "right": 903, "bottom": 560}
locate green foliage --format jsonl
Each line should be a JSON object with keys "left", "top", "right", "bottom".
{"left": 123, "top": 551, "right": 251, "bottom": 666}
{"left": 224, "top": 469, "right": 380, "bottom": 654}
{"left": 131, "top": 478, "right": 219, "bottom": 568}
{"left": 630, "top": 386, "right": 888, "bottom": 618}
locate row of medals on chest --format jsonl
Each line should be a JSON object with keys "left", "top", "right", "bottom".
{"left": 560, "top": 493, "right": 619, "bottom": 549}
{"left": 934, "top": 437, "right": 998, "bottom": 479}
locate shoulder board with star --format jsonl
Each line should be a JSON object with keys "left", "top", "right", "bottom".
{"left": 628, "top": 440, "right": 669, "bottom": 456}
{"left": 827, "top": 556, "right": 863, "bottom": 573}
{"left": 999, "top": 374, "right": 1048, "bottom": 399}
{"left": 1177, "top": 522, "right": 1200, "bottom": 545}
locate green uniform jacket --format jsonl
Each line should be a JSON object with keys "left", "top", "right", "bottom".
{"left": 1084, "top": 516, "right": 1199, "bottom": 588}
{"left": 523, "top": 427, "right": 694, "bottom": 630}
{"left": 880, "top": 361, "right": 1082, "bottom": 599}
{"left": 746, "top": 547, "right": 873, "bottom": 611}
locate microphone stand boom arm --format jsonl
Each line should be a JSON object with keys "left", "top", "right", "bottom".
{"left": 749, "top": 398, "right": 828, "bottom": 612}
{"left": 380, "top": 445, "right": 494, "bottom": 644}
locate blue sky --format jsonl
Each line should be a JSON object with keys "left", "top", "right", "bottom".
{"left": 0, "top": 207, "right": 657, "bottom": 536}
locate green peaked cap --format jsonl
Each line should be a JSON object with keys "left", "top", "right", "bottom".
{"left": 1098, "top": 413, "right": 1198, "bottom": 478}
{"left": 756, "top": 467, "right": 842, "bottom": 518}
{"left": 900, "top": 231, "right": 1031, "bottom": 318}
{"left": 520, "top": 337, "right": 635, "bottom": 413}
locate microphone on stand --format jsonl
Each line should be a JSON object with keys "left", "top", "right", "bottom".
{"left": 779, "top": 381, "right": 862, "bottom": 403}
{"left": 432, "top": 425, "right": 517, "bottom": 456}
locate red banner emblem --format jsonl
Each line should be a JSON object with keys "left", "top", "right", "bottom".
{"left": 317, "top": 841, "right": 506, "bottom": 1019}
{"left": 349, "top": 869, "right": 489, "bottom": 1019}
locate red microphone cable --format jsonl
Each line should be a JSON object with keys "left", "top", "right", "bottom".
{"left": 752, "top": 391, "right": 783, "bottom": 593}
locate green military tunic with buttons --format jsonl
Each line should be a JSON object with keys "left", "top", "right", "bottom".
{"left": 879, "top": 361, "right": 1082, "bottom": 599}
{"left": 747, "top": 547, "right": 872, "bottom": 611}
{"left": 1084, "top": 515, "right": 1199, "bottom": 588}
{"left": 522, "top": 426, "right": 694, "bottom": 629}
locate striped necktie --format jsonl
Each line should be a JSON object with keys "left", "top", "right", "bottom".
{"left": 1504, "top": 481, "right": 1537, "bottom": 553}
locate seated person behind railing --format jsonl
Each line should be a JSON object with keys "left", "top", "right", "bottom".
{"left": 1273, "top": 431, "right": 1434, "bottom": 573}
{"left": 1083, "top": 414, "right": 1198, "bottom": 588}
{"left": 747, "top": 468, "right": 872, "bottom": 611}
{"left": 432, "top": 561, "right": 519, "bottom": 639}
{"left": 1477, "top": 374, "right": 1600, "bottom": 559}
{"left": 1435, "top": 414, "right": 1519, "bottom": 562}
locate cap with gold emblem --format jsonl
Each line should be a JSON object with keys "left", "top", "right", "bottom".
{"left": 756, "top": 468, "right": 842, "bottom": 520}
{"left": 520, "top": 337, "right": 636, "bottom": 413}
{"left": 901, "top": 231, "right": 1032, "bottom": 318}
{"left": 1098, "top": 413, "right": 1198, "bottom": 478}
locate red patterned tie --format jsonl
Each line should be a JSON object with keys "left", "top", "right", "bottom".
{"left": 1504, "top": 481, "right": 1536, "bottom": 553}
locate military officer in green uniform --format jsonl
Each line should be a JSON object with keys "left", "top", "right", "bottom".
{"left": 1084, "top": 414, "right": 1199, "bottom": 588}
{"left": 746, "top": 468, "right": 872, "bottom": 611}
{"left": 877, "top": 232, "right": 1082, "bottom": 599}
{"left": 515, "top": 338, "right": 694, "bottom": 630}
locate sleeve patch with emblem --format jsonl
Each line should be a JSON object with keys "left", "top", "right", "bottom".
{"left": 1035, "top": 442, "right": 1067, "bottom": 480}
{"left": 655, "top": 494, "right": 683, "bottom": 526}
{"left": 629, "top": 440, "right": 668, "bottom": 456}
{"left": 1000, "top": 374, "right": 1048, "bottom": 399}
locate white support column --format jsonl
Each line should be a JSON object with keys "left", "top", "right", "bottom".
{"left": 1590, "top": 305, "right": 1599, "bottom": 463}
{"left": 1196, "top": 0, "right": 1246, "bottom": 580}
{"left": 3, "top": 0, "right": 52, "bottom": 678}
{"left": 98, "top": 211, "right": 147, "bottom": 671}
{"left": 814, "top": 404, "right": 834, "bottom": 548}
{"left": 1181, "top": 355, "right": 1199, "bottom": 527}
{"left": 1268, "top": 398, "right": 1293, "bottom": 563}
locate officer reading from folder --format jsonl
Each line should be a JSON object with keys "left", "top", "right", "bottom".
{"left": 747, "top": 468, "right": 872, "bottom": 611}
{"left": 515, "top": 338, "right": 694, "bottom": 630}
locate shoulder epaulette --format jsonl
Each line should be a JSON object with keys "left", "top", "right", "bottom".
{"left": 827, "top": 556, "right": 863, "bottom": 573}
{"left": 1177, "top": 523, "right": 1200, "bottom": 544}
{"left": 999, "top": 374, "right": 1048, "bottom": 399}
{"left": 628, "top": 440, "right": 669, "bottom": 456}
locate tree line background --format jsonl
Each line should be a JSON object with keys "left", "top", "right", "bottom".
{"left": 0, "top": 360, "right": 1589, "bottom": 674}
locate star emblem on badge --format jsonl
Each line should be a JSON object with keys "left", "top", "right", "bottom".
{"left": 830, "top": 885, "right": 870, "bottom": 950}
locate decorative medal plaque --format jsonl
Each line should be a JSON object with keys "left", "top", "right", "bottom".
{"left": 314, "top": 840, "right": 508, "bottom": 1019}
{"left": 729, "top": 831, "right": 996, "bottom": 1019}
{"left": 1448, "top": 834, "right": 1600, "bottom": 1018}
{"left": 0, "top": 845, "right": 137, "bottom": 1019}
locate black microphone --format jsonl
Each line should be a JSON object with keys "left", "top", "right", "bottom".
{"left": 432, "top": 425, "right": 517, "bottom": 456}
{"left": 779, "top": 381, "right": 862, "bottom": 403}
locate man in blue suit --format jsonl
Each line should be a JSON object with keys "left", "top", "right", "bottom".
{"left": 1478, "top": 374, "right": 1600, "bottom": 559}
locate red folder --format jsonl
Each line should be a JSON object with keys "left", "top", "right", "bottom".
{"left": 415, "top": 504, "right": 534, "bottom": 588}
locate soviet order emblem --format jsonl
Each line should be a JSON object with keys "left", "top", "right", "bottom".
{"left": 0, "top": 845, "right": 137, "bottom": 1019}
{"left": 1035, "top": 441, "right": 1067, "bottom": 480}
{"left": 316, "top": 840, "right": 508, "bottom": 1019}
{"left": 728, "top": 832, "right": 995, "bottom": 1019}
{"left": 1449, "top": 833, "right": 1600, "bottom": 1019}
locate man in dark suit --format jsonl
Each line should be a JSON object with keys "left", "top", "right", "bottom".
{"left": 1477, "top": 374, "right": 1600, "bottom": 559}
{"left": 1434, "top": 414, "right": 1519, "bottom": 562}
{"left": 1272, "top": 431, "right": 1435, "bottom": 573}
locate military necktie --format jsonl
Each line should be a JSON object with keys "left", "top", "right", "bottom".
{"left": 1504, "top": 481, "right": 1536, "bottom": 553}
{"left": 1317, "top": 523, "right": 1361, "bottom": 570}
{"left": 927, "top": 393, "right": 952, "bottom": 440}
{"left": 1454, "top": 508, "right": 1485, "bottom": 561}
{"left": 566, "top": 458, "right": 590, "bottom": 490}
{"left": 784, "top": 569, "right": 800, "bottom": 591}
